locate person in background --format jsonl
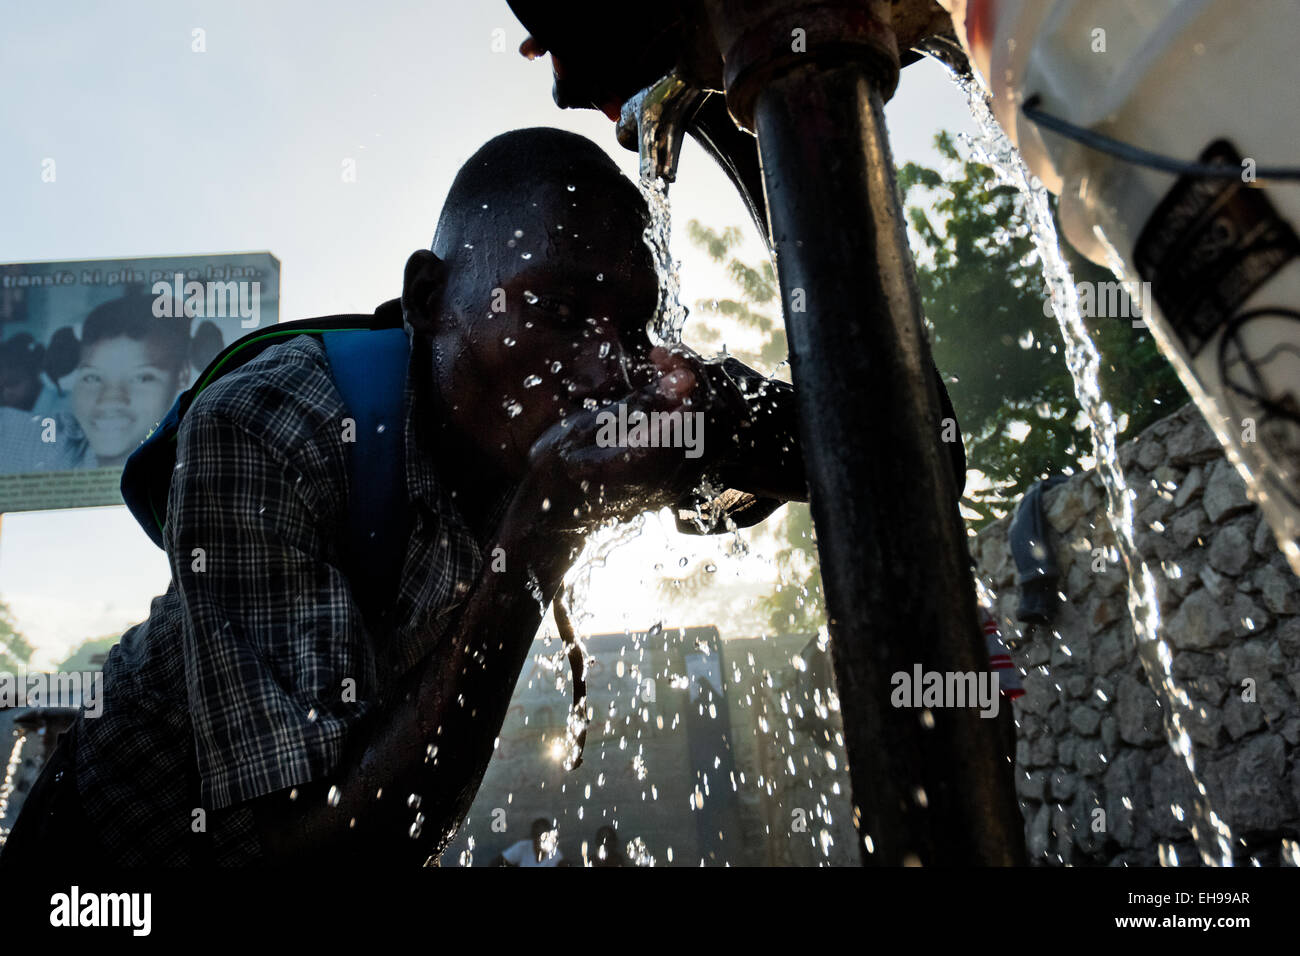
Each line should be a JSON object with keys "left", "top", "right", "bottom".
{"left": 497, "top": 817, "right": 564, "bottom": 867}
{"left": 591, "top": 825, "right": 627, "bottom": 867}
{"left": 0, "top": 333, "right": 55, "bottom": 413}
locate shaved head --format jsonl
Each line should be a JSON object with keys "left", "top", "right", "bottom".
{"left": 432, "top": 127, "right": 647, "bottom": 266}
{"left": 404, "top": 127, "right": 661, "bottom": 481}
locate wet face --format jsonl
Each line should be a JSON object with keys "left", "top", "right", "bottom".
{"left": 407, "top": 177, "right": 659, "bottom": 477}
{"left": 70, "top": 337, "right": 181, "bottom": 465}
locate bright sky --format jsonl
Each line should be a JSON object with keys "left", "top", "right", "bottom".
{"left": 0, "top": 1, "right": 979, "bottom": 668}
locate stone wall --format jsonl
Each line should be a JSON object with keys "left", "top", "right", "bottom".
{"left": 971, "top": 402, "right": 1300, "bottom": 865}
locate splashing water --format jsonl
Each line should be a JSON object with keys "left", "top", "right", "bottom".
{"left": 538, "top": 824, "right": 560, "bottom": 860}
{"left": 0, "top": 731, "right": 26, "bottom": 848}
{"left": 546, "top": 166, "right": 707, "bottom": 653}
{"left": 624, "top": 835, "right": 656, "bottom": 867}
{"left": 448, "top": 168, "right": 843, "bottom": 866}
{"left": 548, "top": 515, "right": 651, "bottom": 769}
{"left": 953, "top": 71, "right": 1234, "bottom": 865}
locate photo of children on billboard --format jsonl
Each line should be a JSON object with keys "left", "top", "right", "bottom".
{"left": 0, "top": 253, "right": 279, "bottom": 512}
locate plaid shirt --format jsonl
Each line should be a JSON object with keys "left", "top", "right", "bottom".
{"left": 71, "top": 300, "right": 498, "bottom": 864}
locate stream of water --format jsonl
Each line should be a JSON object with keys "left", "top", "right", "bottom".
{"left": 639, "top": 175, "right": 689, "bottom": 347}
{"left": 952, "top": 69, "right": 1236, "bottom": 865}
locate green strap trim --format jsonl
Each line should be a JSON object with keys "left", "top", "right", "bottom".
{"left": 195, "top": 326, "right": 372, "bottom": 393}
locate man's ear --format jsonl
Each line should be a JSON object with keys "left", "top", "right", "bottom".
{"left": 401, "top": 249, "right": 448, "bottom": 334}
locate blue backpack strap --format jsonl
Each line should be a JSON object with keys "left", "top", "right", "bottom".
{"left": 321, "top": 327, "right": 413, "bottom": 634}
{"left": 122, "top": 393, "right": 186, "bottom": 549}
{"left": 122, "top": 313, "right": 399, "bottom": 549}
{"left": 122, "top": 307, "right": 412, "bottom": 632}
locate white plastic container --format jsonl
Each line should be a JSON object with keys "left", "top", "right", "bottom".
{"left": 942, "top": 0, "right": 1300, "bottom": 574}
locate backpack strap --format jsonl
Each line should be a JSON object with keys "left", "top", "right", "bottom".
{"left": 122, "top": 311, "right": 403, "bottom": 550}
{"left": 123, "top": 303, "right": 413, "bottom": 632}
{"left": 321, "top": 326, "right": 414, "bottom": 635}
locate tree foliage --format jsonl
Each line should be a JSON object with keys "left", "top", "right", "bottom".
{"left": 56, "top": 634, "right": 119, "bottom": 672}
{"left": 898, "top": 131, "right": 1186, "bottom": 524}
{"left": 0, "top": 597, "right": 34, "bottom": 673}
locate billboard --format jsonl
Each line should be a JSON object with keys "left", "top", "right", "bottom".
{"left": 0, "top": 253, "right": 279, "bottom": 513}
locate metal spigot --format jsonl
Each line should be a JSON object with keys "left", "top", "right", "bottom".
{"left": 616, "top": 70, "right": 704, "bottom": 183}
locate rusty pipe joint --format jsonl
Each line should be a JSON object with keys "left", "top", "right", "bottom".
{"left": 707, "top": 0, "right": 901, "bottom": 132}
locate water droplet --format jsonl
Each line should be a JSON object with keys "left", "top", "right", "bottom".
{"left": 521, "top": 252, "right": 532, "bottom": 260}
{"left": 596, "top": 273, "right": 604, "bottom": 281}
{"left": 550, "top": 360, "right": 562, "bottom": 373}
{"left": 288, "top": 788, "right": 299, "bottom": 801}
{"left": 513, "top": 229, "right": 524, "bottom": 238}
{"left": 503, "top": 336, "right": 516, "bottom": 347}
{"left": 523, "top": 290, "right": 538, "bottom": 304}
{"left": 566, "top": 184, "right": 575, "bottom": 192}
{"left": 523, "top": 374, "right": 542, "bottom": 388}
{"left": 407, "top": 793, "right": 422, "bottom": 809}
{"left": 327, "top": 785, "right": 342, "bottom": 807}
{"left": 541, "top": 498, "right": 551, "bottom": 512}
{"left": 502, "top": 399, "right": 523, "bottom": 418}
{"left": 598, "top": 342, "right": 610, "bottom": 358}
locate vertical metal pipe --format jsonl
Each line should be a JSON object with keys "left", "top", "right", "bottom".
{"left": 752, "top": 61, "right": 1026, "bottom": 865}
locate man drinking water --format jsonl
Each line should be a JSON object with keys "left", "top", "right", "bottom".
{"left": 1, "top": 127, "right": 959, "bottom": 866}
